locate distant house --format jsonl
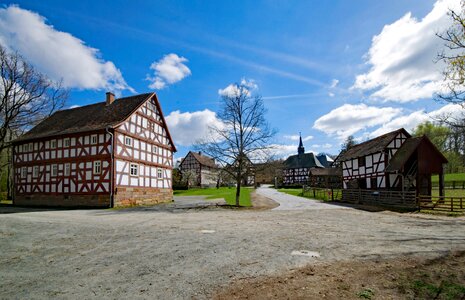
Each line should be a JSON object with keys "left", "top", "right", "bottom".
{"left": 12, "top": 92, "right": 176, "bottom": 207}
{"left": 335, "top": 128, "right": 448, "bottom": 207}
{"left": 255, "top": 160, "right": 283, "bottom": 185}
{"left": 179, "top": 151, "right": 218, "bottom": 187}
{"left": 282, "top": 136, "right": 324, "bottom": 185}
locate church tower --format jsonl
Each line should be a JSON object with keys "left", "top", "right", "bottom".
{"left": 298, "top": 133, "right": 305, "bottom": 155}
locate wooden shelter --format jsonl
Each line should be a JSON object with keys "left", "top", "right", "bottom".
{"left": 12, "top": 92, "right": 176, "bottom": 207}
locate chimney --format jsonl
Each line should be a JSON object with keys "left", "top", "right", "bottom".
{"left": 106, "top": 92, "right": 115, "bottom": 105}
{"left": 198, "top": 151, "right": 202, "bottom": 156}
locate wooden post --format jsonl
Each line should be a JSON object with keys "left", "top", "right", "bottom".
{"left": 438, "top": 171, "right": 445, "bottom": 200}
{"left": 331, "top": 188, "right": 334, "bottom": 201}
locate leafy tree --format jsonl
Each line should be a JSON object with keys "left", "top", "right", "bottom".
{"left": 340, "top": 135, "right": 356, "bottom": 154}
{"left": 197, "top": 81, "right": 275, "bottom": 206}
{"left": 412, "top": 121, "right": 450, "bottom": 152}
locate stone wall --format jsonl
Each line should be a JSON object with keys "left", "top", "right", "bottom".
{"left": 14, "top": 194, "right": 110, "bottom": 207}
{"left": 114, "top": 187, "right": 173, "bottom": 207}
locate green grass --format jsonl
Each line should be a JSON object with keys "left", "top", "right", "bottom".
{"left": 173, "top": 187, "right": 252, "bottom": 207}
{"left": 432, "top": 189, "right": 465, "bottom": 197}
{"left": 277, "top": 188, "right": 302, "bottom": 197}
{"left": 432, "top": 173, "right": 465, "bottom": 182}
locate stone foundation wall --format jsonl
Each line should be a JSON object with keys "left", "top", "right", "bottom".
{"left": 14, "top": 194, "right": 111, "bottom": 207}
{"left": 114, "top": 187, "right": 173, "bottom": 207}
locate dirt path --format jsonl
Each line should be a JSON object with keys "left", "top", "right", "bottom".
{"left": 215, "top": 251, "right": 465, "bottom": 299}
{"left": 256, "top": 185, "right": 349, "bottom": 210}
{"left": 1, "top": 206, "right": 465, "bottom": 299}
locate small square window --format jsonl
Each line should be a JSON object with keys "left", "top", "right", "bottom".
{"left": 157, "top": 168, "right": 162, "bottom": 178}
{"left": 125, "top": 136, "right": 132, "bottom": 146}
{"left": 51, "top": 140, "right": 57, "bottom": 149}
{"left": 21, "top": 167, "right": 27, "bottom": 178}
{"left": 51, "top": 164, "right": 58, "bottom": 176}
{"left": 64, "top": 138, "right": 70, "bottom": 147}
{"left": 152, "top": 145, "right": 157, "bottom": 154}
{"left": 91, "top": 135, "right": 98, "bottom": 145}
{"left": 130, "top": 163, "right": 138, "bottom": 176}
{"left": 93, "top": 161, "right": 101, "bottom": 174}
{"left": 64, "top": 163, "right": 71, "bottom": 176}
{"left": 33, "top": 166, "right": 39, "bottom": 178}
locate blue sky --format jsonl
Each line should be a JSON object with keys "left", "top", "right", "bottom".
{"left": 1, "top": 0, "right": 462, "bottom": 161}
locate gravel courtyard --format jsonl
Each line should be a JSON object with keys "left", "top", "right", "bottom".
{"left": 1, "top": 197, "right": 465, "bottom": 299}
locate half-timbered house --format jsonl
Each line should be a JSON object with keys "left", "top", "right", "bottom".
{"left": 179, "top": 151, "right": 218, "bottom": 187}
{"left": 282, "top": 136, "right": 324, "bottom": 185}
{"left": 12, "top": 92, "right": 176, "bottom": 207}
{"left": 335, "top": 128, "right": 447, "bottom": 207}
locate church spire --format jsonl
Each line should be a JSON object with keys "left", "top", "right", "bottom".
{"left": 298, "top": 132, "right": 305, "bottom": 155}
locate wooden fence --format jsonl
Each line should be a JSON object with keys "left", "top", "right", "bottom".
{"left": 341, "top": 189, "right": 417, "bottom": 209}
{"left": 302, "top": 186, "right": 342, "bottom": 201}
{"left": 418, "top": 195, "right": 465, "bottom": 213}
{"left": 432, "top": 180, "right": 465, "bottom": 190}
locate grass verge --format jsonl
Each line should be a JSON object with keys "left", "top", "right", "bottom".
{"left": 432, "top": 173, "right": 465, "bottom": 182}
{"left": 174, "top": 187, "right": 252, "bottom": 207}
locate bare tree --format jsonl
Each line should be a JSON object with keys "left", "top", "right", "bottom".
{"left": 0, "top": 45, "right": 67, "bottom": 197}
{"left": 197, "top": 81, "right": 275, "bottom": 206}
{"left": 436, "top": 2, "right": 465, "bottom": 124}
{"left": 0, "top": 45, "right": 67, "bottom": 152}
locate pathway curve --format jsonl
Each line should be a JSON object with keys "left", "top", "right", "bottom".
{"left": 256, "top": 185, "right": 350, "bottom": 211}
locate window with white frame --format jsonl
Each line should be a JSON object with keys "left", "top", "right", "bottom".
{"left": 51, "top": 164, "right": 58, "bottom": 176}
{"left": 125, "top": 136, "right": 132, "bottom": 146}
{"left": 33, "top": 166, "right": 39, "bottom": 178}
{"left": 64, "top": 138, "right": 70, "bottom": 147}
{"left": 21, "top": 167, "right": 27, "bottom": 178}
{"left": 51, "top": 140, "right": 57, "bottom": 149}
{"left": 157, "top": 168, "right": 162, "bottom": 178}
{"left": 64, "top": 163, "right": 71, "bottom": 176}
{"left": 130, "top": 163, "right": 138, "bottom": 176}
{"left": 18, "top": 145, "right": 22, "bottom": 153}
{"left": 93, "top": 161, "right": 101, "bottom": 174}
{"left": 152, "top": 145, "right": 157, "bottom": 154}
{"left": 91, "top": 135, "right": 98, "bottom": 144}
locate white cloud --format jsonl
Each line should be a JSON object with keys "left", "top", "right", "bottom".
{"left": 352, "top": 0, "right": 461, "bottom": 102}
{"left": 0, "top": 5, "right": 132, "bottom": 92}
{"left": 328, "top": 92, "right": 335, "bottom": 97}
{"left": 369, "top": 103, "right": 465, "bottom": 137}
{"left": 266, "top": 144, "right": 316, "bottom": 159}
{"left": 165, "top": 109, "right": 224, "bottom": 146}
{"left": 218, "top": 78, "right": 257, "bottom": 98}
{"left": 313, "top": 103, "right": 402, "bottom": 139}
{"left": 311, "top": 143, "right": 332, "bottom": 150}
{"left": 283, "top": 135, "right": 313, "bottom": 142}
{"left": 147, "top": 53, "right": 191, "bottom": 90}
{"left": 330, "top": 79, "right": 339, "bottom": 88}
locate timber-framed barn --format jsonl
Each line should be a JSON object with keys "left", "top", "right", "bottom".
{"left": 12, "top": 92, "right": 176, "bottom": 207}
{"left": 179, "top": 151, "right": 218, "bottom": 187}
{"left": 335, "top": 128, "right": 448, "bottom": 207}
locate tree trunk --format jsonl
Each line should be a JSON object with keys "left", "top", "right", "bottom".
{"left": 6, "top": 147, "right": 12, "bottom": 200}
{"left": 235, "top": 176, "right": 241, "bottom": 207}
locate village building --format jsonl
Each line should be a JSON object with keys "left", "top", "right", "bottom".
{"left": 335, "top": 128, "right": 448, "bottom": 207}
{"left": 179, "top": 151, "right": 219, "bottom": 187}
{"left": 12, "top": 92, "right": 176, "bottom": 207}
{"left": 282, "top": 136, "right": 324, "bottom": 185}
